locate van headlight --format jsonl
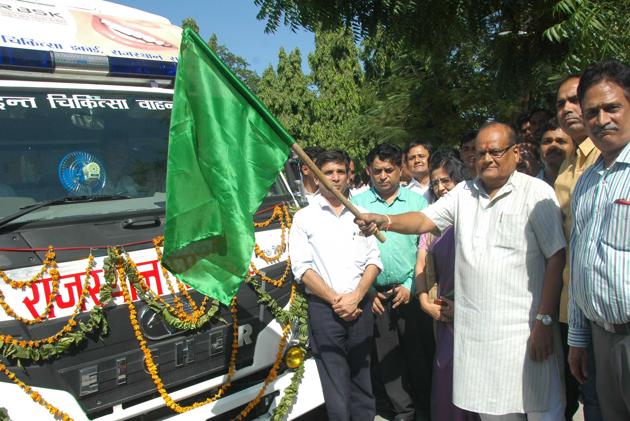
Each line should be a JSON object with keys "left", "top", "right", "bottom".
{"left": 284, "top": 346, "right": 305, "bottom": 369}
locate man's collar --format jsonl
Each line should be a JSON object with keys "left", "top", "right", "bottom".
{"left": 577, "top": 137, "right": 597, "bottom": 157}
{"left": 408, "top": 178, "right": 428, "bottom": 189}
{"left": 369, "top": 186, "right": 405, "bottom": 203}
{"left": 471, "top": 171, "right": 518, "bottom": 197}
{"left": 615, "top": 141, "right": 630, "bottom": 165}
{"left": 316, "top": 192, "right": 349, "bottom": 212}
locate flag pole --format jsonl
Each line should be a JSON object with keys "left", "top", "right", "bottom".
{"left": 291, "top": 143, "right": 386, "bottom": 243}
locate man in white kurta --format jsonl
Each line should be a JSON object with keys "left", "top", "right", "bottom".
{"left": 356, "top": 122, "right": 567, "bottom": 420}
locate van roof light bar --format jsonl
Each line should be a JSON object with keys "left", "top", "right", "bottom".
{"left": 0, "top": 46, "right": 177, "bottom": 79}
{"left": 108, "top": 57, "right": 177, "bottom": 79}
{"left": 0, "top": 46, "right": 53, "bottom": 72}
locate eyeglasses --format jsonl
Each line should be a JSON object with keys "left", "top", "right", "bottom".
{"left": 474, "top": 145, "right": 515, "bottom": 160}
{"left": 431, "top": 177, "right": 454, "bottom": 189}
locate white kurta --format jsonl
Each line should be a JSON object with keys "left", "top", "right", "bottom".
{"left": 422, "top": 171, "right": 566, "bottom": 415}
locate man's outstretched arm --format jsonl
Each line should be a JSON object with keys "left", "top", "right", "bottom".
{"left": 355, "top": 211, "right": 439, "bottom": 236}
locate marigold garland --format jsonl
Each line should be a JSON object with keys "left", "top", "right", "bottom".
{"left": 233, "top": 323, "right": 291, "bottom": 420}
{"left": 0, "top": 246, "right": 56, "bottom": 289}
{"left": 251, "top": 203, "right": 292, "bottom": 287}
{"left": 152, "top": 237, "right": 208, "bottom": 320}
{"left": 245, "top": 276, "right": 310, "bottom": 420}
{"left": 0, "top": 204, "right": 303, "bottom": 419}
{"left": 0, "top": 247, "right": 61, "bottom": 324}
{"left": 250, "top": 258, "right": 292, "bottom": 288}
{"left": 253, "top": 205, "right": 285, "bottom": 229}
{"left": 123, "top": 252, "right": 209, "bottom": 325}
{"left": 253, "top": 204, "right": 292, "bottom": 264}
{"left": 0, "top": 360, "right": 72, "bottom": 420}
{"left": 0, "top": 255, "right": 96, "bottom": 350}
{"left": 116, "top": 251, "right": 240, "bottom": 413}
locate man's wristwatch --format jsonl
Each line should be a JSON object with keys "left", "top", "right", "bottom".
{"left": 536, "top": 314, "right": 553, "bottom": 326}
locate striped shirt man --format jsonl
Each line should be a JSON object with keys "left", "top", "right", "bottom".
{"left": 568, "top": 141, "right": 630, "bottom": 347}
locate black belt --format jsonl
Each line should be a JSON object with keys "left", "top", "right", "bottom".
{"left": 593, "top": 320, "right": 630, "bottom": 335}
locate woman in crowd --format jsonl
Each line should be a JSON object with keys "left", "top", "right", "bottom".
{"left": 415, "top": 150, "right": 479, "bottom": 421}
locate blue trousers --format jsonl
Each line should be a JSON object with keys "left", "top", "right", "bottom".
{"left": 307, "top": 295, "right": 375, "bottom": 421}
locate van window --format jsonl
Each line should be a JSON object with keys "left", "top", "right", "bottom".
{"left": 0, "top": 88, "right": 289, "bottom": 222}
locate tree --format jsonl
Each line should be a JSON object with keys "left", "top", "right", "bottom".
{"left": 181, "top": 17, "right": 200, "bottom": 34}
{"left": 180, "top": 18, "right": 260, "bottom": 92}
{"left": 308, "top": 27, "right": 366, "bottom": 159}
{"left": 257, "top": 48, "right": 314, "bottom": 142}
{"left": 208, "top": 34, "right": 260, "bottom": 92}
{"left": 544, "top": 0, "right": 630, "bottom": 75}
{"left": 254, "top": 0, "right": 630, "bottom": 147}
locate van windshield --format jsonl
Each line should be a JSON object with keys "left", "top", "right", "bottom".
{"left": 0, "top": 87, "right": 289, "bottom": 223}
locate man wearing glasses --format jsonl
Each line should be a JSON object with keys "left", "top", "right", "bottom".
{"left": 356, "top": 122, "right": 567, "bottom": 421}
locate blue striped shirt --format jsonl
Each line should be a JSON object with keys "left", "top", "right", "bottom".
{"left": 568, "top": 142, "right": 630, "bottom": 347}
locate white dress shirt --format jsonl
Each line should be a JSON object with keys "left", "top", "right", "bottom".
{"left": 422, "top": 171, "right": 566, "bottom": 415}
{"left": 303, "top": 189, "right": 320, "bottom": 204}
{"left": 406, "top": 177, "right": 433, "bottom": 203}
{"left": 289, "top": 194, "right": 382, "bottom": 294}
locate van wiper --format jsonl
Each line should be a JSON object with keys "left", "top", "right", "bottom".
{"left": 0, "top": 195, "right": 131, "bottom": 229}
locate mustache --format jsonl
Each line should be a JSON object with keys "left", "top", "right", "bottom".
{"left": 592, "top": 123, "right": 618, "bottom": 135}
{"left": 544, "top": 146, "right": 563, "bottom": 157}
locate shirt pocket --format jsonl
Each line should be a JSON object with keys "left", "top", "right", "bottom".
{"left": 602, "top": 201, "right": 630, "bottom": 251}
{"left": 493, "top": 212, "right": 526, "bottom": 250}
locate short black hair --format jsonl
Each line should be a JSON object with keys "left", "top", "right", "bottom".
{"left": 477, "top": 121, "right": 518, "bottom": 145}
{"left": 578, "top": 59, "right": 630, "bottom": 104}
{"left": 459, "top": 131, "right": 477, "bottom": 146}
{"left": 539, "top": 118, "right": 562, "bottom": 137}
{"left": 405, "top": 141, "right": 432, "bottom": 155}
{"left": 556, "top": 74, "right": 581, "bottom": 91}
{"left": 366, "top": 143, "right": 403, "bottom": 167}
{"left": 429, "top": 150, "right": 467, "bottom": 184}
{"left": 315, "top": 150, "right": 348, "bottom": 171}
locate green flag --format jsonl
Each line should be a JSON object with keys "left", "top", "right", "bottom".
{"left": 163, "top": 28, "right": 294, "bottom": 306}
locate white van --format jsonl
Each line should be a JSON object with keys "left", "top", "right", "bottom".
{"left": 0, "top": 1, "right": 323, "bottom": 419}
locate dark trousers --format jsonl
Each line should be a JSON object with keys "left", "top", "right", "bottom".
{"left": 404, "top": 297, "right": 435, "bottom": 417}
{"left": 581, "top": 339, "right": 603, "bottom": 421}
{"left": 307, "top": 295, "right": 375, "bottom": 421}
{"left": 591, "top": 323, "right": 630, "bottom": 421}
{"left": 560, "top": 323, "right": 580, "bottom": 420}
{"left": 372, "top": 293, "right": 416, "bottom": 419}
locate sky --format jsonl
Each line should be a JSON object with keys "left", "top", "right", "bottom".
{"left": 115, "top": 0, "right": 314, "bottom": 75}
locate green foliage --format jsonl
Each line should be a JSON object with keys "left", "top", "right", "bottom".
{"left": 257, "top": 28, "right": 373, "bottom": 159}
{"left": 308, "top": 27, "right": 365, "bottom": 158}
{"left": 253, "top": 0, "right": 629, "bottom": 149}
{"left": 180, "top": 18, "right": 260, "bottom": 92}
{"left": 257, "top": 48, "right": 314, "bottom": 142}
{"left": 182, "top": 17, "right": 200, "bottom": 34}
{"left": 544, "top": 0, "right": 630, "bottom": 76}
{"left": 245, "top": 277, "right": 309, "bottom": 420}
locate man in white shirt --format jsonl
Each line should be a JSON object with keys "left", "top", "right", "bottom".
{"left": 289, "top": 150, "right": 382, "bottom": 421}
{"left": 298, "top": 146, "right": 323, "bottom": 204}
{"left": 405, "top": 142, "right": 433, "bottom": 203}
{"left": 357, "top": 122, "right": 567, "bottom": 420}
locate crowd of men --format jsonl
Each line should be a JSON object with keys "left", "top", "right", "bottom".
{"left": 288, "top": 59, "right": 629, "bottom": 421}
